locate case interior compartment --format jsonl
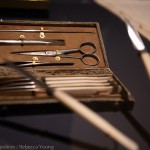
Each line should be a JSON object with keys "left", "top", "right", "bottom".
{"left": 0, "top": 20, "right": 134, "bottom": 116}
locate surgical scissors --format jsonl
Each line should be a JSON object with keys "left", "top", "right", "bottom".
{"left": 12, "top": 42, "right": 100, "bottom": 66}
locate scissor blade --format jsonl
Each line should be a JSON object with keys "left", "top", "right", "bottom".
{"left": 12, "top": 51, "right": 47, "bottom": 56}
{"left": 11, "top": 50, "right": 57, "bottom": 56}
{"left": 125, "top": 18, "right": 145, "bottom": 51}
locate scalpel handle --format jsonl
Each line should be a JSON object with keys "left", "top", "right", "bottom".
{"left": 140, "top": 50, "right": 150, "bottom": 79}
{"left": 0, "top": 40, "right": 21, "bottom": 45}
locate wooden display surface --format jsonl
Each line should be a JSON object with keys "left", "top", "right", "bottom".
{"left": 0, "top": 20, "right": 134, "bottom": 116}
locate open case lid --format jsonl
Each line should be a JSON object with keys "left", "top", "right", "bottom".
{"left": 0, "top": 20, "right": 134, "bottom": 116}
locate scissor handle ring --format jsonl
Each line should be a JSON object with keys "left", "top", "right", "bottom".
{"left": 80, "top": 42, "right": 96, "bottom": 54}
{"left": 81, "top": 54, "right": 100, "bottom": 66}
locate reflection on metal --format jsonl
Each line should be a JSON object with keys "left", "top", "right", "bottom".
{"left": 125, "top": 18, "right": 145, "bottom": 51}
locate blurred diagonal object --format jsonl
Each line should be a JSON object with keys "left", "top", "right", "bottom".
{"left": 125, "top": 18, "right": 150, "bottom": 80}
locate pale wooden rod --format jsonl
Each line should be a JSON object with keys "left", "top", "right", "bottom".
{"left": 45, "top": 80, "right": 110, "bottom": 84}
{"left": 141, "top": 52, "right": 150, "bottom": 79}
{"left": 53, "top": 90, "right": 139, "bottom": 150}
{"left": 45, "top": 76, "right": 112, "bottom": 81}
{"left": 48, "top": 82, "right": 111, "bottom": 87}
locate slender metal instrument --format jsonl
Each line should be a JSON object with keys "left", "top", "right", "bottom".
{"left": 125, "top": 18, "right": 150, "bottom": 79}
{"left": 0, "top": 61, "right": 74, "bottom": 67}
{"left": 0, "top": 29, "right": 94, "bottom": 34}
{"left": 0, "top": 39, "right": 65, "bottom": 46}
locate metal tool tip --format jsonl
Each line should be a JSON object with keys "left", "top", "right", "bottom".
{"left": 124, "top": 17, "right": 145, "bottom": 51}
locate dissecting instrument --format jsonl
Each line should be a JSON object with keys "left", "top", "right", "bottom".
{"left": 0, "top": 61, "right": 74, "bottom": 67}
{"left": 0, "top": 39, "right": 65, "bottom": 46}
{"left": 0, "top": 29, "right": 94, "bottom": 34}
{"left": 125, "top": 18, "right": 150, "bottom": 79}
{"left": 11, "top": 42, "right": 100, "bottom": 66}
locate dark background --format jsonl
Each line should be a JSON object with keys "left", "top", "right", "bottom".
{"left": 0, "top": 0, "right": 150, "bottom": 150}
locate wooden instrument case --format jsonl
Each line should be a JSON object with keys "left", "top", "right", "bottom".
{"left": 0, "top": 20, "right": 134, "bottom": 116}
